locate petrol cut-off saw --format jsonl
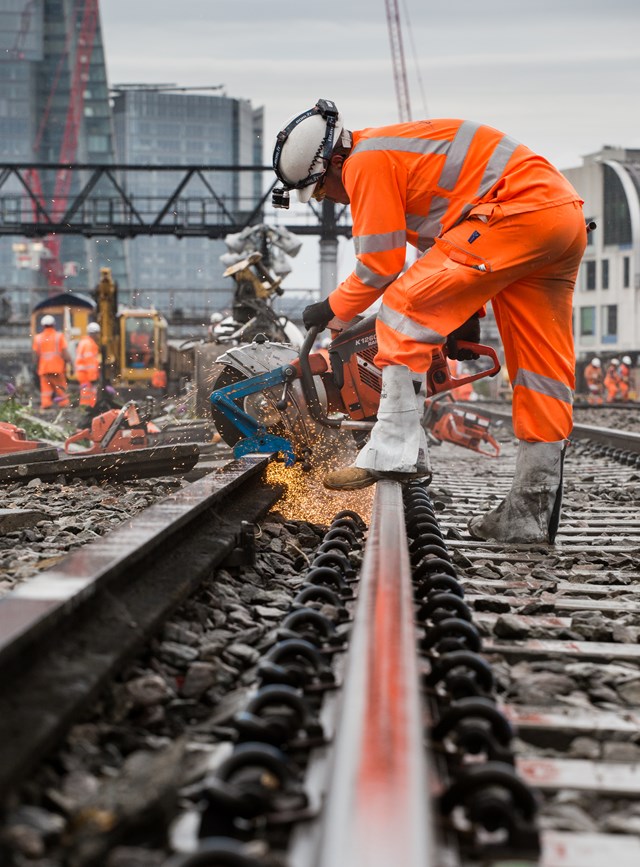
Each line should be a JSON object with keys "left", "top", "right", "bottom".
{"left": 209, "top": 314, "right": 501, "bottom": 469}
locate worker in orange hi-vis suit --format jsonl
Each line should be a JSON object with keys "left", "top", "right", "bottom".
{"left": 618, "top": 356, "right": 632, "bottom": 402}
{"left": 272, "top": 100, "right": 588, "bottom": 543}
{"left": 604, "top": 358, "right": 620, "bottom": 403}
{"left": 583, "top": 357, "right": 604, "bottom": 405}
{"left": 74, "top": 322, "right": 101, "bottom": 408}
{"left": 32, "top": 315, "right": 72, "bottom": 410}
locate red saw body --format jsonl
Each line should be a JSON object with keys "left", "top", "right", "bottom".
{"left": 210, "top": 313, "right": 501, "bottom": 468}
{"left": 0, "top": 422, "right": 48, "bottom": 454}
{"left": 64, "top": 402, "right": 159, "bottom": 455}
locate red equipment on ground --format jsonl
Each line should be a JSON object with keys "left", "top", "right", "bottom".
{"left": 0, "top": 422, "right": 47, "bottom": 454}
{"left": 423, "top": 395, "right": 500, "bottom": 457}
{"left": 64, "top": 402, "right": 159, "bottom": 455}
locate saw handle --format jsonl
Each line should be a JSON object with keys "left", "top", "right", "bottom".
{"left": 427, "top": 342, "right": 501, "bottom": 394}
{"left": 298, "top": 326, "right": 342, "bottom": 428}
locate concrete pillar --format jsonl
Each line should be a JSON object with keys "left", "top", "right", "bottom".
{"left": 319, "top": 236, "right": 339, "bottom": 300}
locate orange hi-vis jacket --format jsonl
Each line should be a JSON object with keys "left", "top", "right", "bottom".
{"left": 32, "top": 327, "right": 68, "bottom": 375}
{"left": 75, "top": 335, "right": 100, "bottom": 380}
{"left": 329, "top": 119, "right": 580, "bottom": 321}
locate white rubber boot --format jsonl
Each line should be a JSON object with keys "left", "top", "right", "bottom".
{"left": 468, "top": 440, "right": 566, "bottom": 543}
{"left": 323, "top": 366, "right": 430, "bottom": 491}
{"left": 355, "top": 365, "right": 431, "bottom": 479}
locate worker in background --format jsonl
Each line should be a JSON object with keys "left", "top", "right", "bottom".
{"left": 74, "top": 322, "right": 101, "bottom": 408}
{"left": 128, "top": 320, "right": 154, "bottom": 368}
{"left": 32, "top": 314, "right": 72, "bottom": 410}
{"left": 583, "top": 357, "right": 603, "bottom": 405}
{"left": 618, "top": 356, "right": 632, "bottom": 402}
{"left": 604, "top": 358, "right": 620, "bottom": 403}
{"left": 274, "top": 100, "right": 586, "bottom": 544}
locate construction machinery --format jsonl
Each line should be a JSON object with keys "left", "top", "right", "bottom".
{"left": 63, "top": 402, "right": 160, "bottom": 455}
{"left": 30, "top": 268, "right": 168, "bottom": 392}
{"left": 209, "top": 314, "right": 501, "bottom": 470}
{"left": 93, "top": 267, "right": 168, "bottom": 389}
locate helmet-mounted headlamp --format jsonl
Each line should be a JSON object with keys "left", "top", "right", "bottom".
{"left": 272, "top": 99, "right": 340, "bottom": 209}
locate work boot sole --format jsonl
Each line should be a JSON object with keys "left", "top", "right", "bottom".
{"left": 323, "top": 472, "right": 377, "bottom": 491}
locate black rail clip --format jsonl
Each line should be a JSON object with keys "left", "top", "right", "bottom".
{"left": 221, "top": 521, "right": 257, "bottom": 571}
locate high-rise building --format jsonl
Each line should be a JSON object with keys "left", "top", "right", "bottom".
{"left": 0, "top": 0, "right": 127, "bottom": 315}
{"left": 111, "top": 87, "right": 264, "bottom": 319}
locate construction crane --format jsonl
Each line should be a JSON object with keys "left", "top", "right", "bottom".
{"left": 24, "top": 0, "right": 100, "bottom": 289}
{"left": 384, "top": 0, "right": 412, "bottom": 123}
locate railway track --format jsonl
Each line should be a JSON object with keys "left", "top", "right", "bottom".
{"left": 0, "top": 411, "right": 639, "bottom": 865}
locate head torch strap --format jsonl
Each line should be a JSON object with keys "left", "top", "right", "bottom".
{"left": 273, "top": 99, "right": 339, "bottom": 190}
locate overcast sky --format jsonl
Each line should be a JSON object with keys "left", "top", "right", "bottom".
{"left": 99, "top": 0, "right": 640, "bottom": 287}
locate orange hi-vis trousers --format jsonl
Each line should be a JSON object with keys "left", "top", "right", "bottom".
{"left": 40, "top": 373, "right": 70, "bottom": 409}
{"left": 375, "top": 201, "right": 587, "bottom": 443}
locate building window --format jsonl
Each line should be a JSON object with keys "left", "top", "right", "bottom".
{"left": 601, "top": 259, "right": 609, "bottom": 289}
{"left": 585, "top": 260, "right": 596, "bottom": 291}
{"left": 580, "top": 306, "right": 596, "bottom": 336}
{"left": 624, "top": 256, "right": 630, "bottom": 288}
{"left": 603, "top": 164, "right": 632, "bottom": 245}
{"left": 602, "top": 304, "right": 617, "bottom": 343}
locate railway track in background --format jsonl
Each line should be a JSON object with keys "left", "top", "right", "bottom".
{"left": 1, "top": 412, "right": 640, "bottom": 865}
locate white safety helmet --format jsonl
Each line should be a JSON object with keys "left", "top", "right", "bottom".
{"left": 41, "top": 314, "right": 55, "bottom": 327}
{"left": 622, "top": 355, "right": 632, "bottom": 365}
{"left": 87, "top": 322, "right": 100, "bottom": 334}
{"left": 272, "top": 99, "right": 343, "bottom": 208}
{"left": 590, "top": 358, "right": 601, "bottom": 367}
{"left": 611, "top": 358, "right": 620, "bottom": 366}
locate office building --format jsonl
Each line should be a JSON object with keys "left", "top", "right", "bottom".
{"left": 0, "top": 0, "right": 127, "bottom": 314}
{"left": 563, "top": 146, "right": 640, "bottom": 360}
{"left": 111, "top": 87, "right": 264, "bottom": 319}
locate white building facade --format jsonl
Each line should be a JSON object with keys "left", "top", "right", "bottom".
{"left": 563, "top": 146, "right": 640, "bottom": 363}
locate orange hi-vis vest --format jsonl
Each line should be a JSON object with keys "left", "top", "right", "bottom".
{"left": 32, "top": 327, "right": 68, "bottom": 375}
{"left": 75, "top": 335, "right": 100, "bottom": 380}
{"left": 329, "top": 119, "right": 581, "bottom": 321}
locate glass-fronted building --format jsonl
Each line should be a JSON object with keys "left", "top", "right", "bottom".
{"left": 111, "top": 87, "right": 264, "bottom": 319}
{"left": 0, "top": 0, "right": 127, "bottom": 315}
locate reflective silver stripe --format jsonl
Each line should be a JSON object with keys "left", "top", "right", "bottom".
{"left": 354, "top": 229, "right": 406, "bottom": 255}
{"left": 378, "top": 303, "right": 447, "bottom": 344}
{"left": 438, "top": 120, "right": 481, "bottom": 190}
{"left": 355, "top": 261, "right": 401, "bottom": 289}
{"left": 352, "top": 136, "right": 449, "bottom": 157}
{"left": 477, "top": 134, "right": 520, "bottom": 197}
{"left": 514, "top": 369, "right": 573, "bottom": 405}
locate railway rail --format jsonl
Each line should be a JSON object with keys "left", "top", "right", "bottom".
{"left": 0, "top": 411, "right": 639, "bottom": 865}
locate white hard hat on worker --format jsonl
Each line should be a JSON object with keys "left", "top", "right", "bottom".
{"left": 590, "top": 358, "right": 601, "bottom": 367}
{"left": 622, "top": 355, "right": 632, "bottom": 365}
{"left": 272, "top": 99, "right": 345, "bottom": 208}
{"left": 41, "top": 314, "right": 55, "bottom": 327}
{"left": 87, "top": 322, "right": 100, "bottom": 334}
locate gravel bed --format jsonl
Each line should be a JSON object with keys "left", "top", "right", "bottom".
{"left": 0, "top": 476, "right": 187, "bottom": 597}
{"left": 0, "top": 510, "right": 353, "bottom": 867}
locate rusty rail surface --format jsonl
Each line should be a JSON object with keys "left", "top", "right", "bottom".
{"left": 314, "top": 480, "right": 437, "bottom": 867}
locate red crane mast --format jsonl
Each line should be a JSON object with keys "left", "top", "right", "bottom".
{"left": 384, "top": 0, "right": 412, "bottom": 123}
{"left": 25, "top": 0, "right": 100, "bottom": 288}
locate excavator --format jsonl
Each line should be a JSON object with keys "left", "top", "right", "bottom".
{"left": 31, "top": 267, "right": 168, "bottom": 394}
{"left": 93, "top": 267, "right": 168, "bottom": 391}
{"left": 209, "top": 313, "right": 501, "bottom": 471}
